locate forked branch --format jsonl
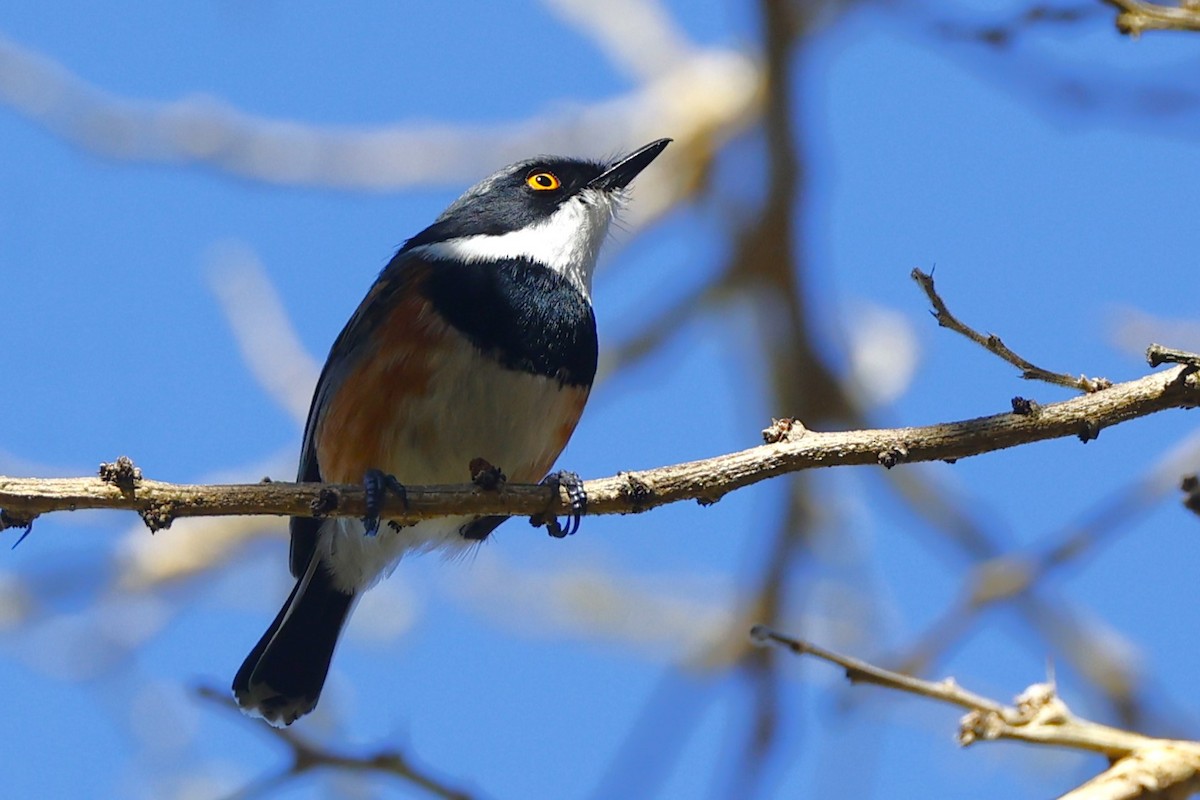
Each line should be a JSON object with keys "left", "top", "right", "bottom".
{"left": 753, "top": 626, "right": 1200, "bottom": 800}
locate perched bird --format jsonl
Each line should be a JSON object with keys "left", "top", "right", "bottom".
{"left": 232, "top": 138, "right": 671, "bottom": 726}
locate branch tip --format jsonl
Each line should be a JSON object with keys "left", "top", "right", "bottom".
{"left": 1147, "top": 343, "right": 1200, "bottom": 370}
{"left": 912, "top": 267, "right": 1110, "bottom": 393}
{"left": 748, "top": 624, "right": 775, "bottom": 646}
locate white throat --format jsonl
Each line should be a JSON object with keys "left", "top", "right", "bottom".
{"left": 411, "top": 189, "right": 621, "bottom": 299}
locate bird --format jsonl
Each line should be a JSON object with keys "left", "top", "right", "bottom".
{"left": 232, "top": 138, "right": 671, "bottom": 726}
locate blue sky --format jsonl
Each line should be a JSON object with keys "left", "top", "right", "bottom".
{"left": 3, "top": 2, "right": 1200, "bottom": 798}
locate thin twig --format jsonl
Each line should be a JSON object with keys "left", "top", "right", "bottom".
{"left": 912, "top": 268, "right": 1113, "bottom": 392}
{"left": 749, "top": 626, "right": 1009, "bottom": 715}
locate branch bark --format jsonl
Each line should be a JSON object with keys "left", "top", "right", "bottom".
{"left": 1, "top": 363, "right": 1195, "bottom": 532}
{"left": 753, "top": 626, "right": 1200, "bottom": 800}
{"left": 1104, "top": 0, "right": 1200, "bottom": 35}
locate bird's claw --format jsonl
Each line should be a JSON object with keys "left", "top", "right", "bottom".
{"left": 363, "top": 469, "right": 407, "bottom": 536}
{"left": 537, "top": 470, "right": 586, "bottom": 538}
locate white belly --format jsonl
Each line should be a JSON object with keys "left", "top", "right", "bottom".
{"left": 319, "top": 330, "right": 587, "bottom": 593}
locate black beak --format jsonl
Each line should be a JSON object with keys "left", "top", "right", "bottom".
{"left": 588, "top": 138, "right": 671, "bottom": 192}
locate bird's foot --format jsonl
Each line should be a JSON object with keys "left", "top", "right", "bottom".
{"left": 362, "top": 469, "right": 407, "bottom": 536}
{"left": 535, "top": 470, "right": 586, "bottom": 538}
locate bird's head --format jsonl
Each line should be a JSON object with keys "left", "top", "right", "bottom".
{"left": 405, "top": 138, "right": 671, "bottom": 296}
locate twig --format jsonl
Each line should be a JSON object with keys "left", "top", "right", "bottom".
{"left": 912, "top": 268, "right": 1113, "bottom": 392}
{"left": 1, "top": 362, "right": 1196, "bottom": 532}
{"left": 1147, "top": 342, "right": 1200, "bottom": 370}
{"left": 749, "top": 626, "right": 1009, "bottom": 715}
{"left": 721, "top": 1, "right": 816, "bottom": 794}
{"left": 888, "top": 431, "right": 1200, "bottom": 724}
{"left": 752, "top": 626, "right": 1200, "bottom": 799}
{"left": 1103, "top": 0, "right": 1200, "bottom": 35}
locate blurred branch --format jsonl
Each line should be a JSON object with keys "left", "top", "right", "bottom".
{"left": 0, "top": 30, "right": 759, "bottom": 223}
{"left": 599, "top": 278, "right": 723, "bottom": 378}
{"left": 936, "top": 3, "right": 1101, "bottom": 47}
{"left": 886, "top": 425, "right": 1200, "bottom": 731}
{"left": 541, "top": 0, "right": 697, "bottom": 80}
{"left": 117, "top": 514, "right": 282, "bottom": 589}
{"left": 1104, "top": 0, "right": 1200, "bottom": 35}
{"left": 206, "top": 244, "right": 320, "bottom": 426}
{"left": 881, "top": 279, "right": 1200, "bottom": 712}
{"left": 596, "top": 0, "right": 831, "bottom": 794}
{"left": 196, "top": 687, "right": 476, "bottom": 800}
{"left": 754, "top": 626, "right": 1200, "bottom": 800}
{"left": 713, "top": 0, "right": 853, "bottom": 784}
{"left": 453, "top": 556, "right": 734, "bottom": 654}
{"left": 1183, "top": 474, "right": 1200, "bottom": 517}
{"left": 913, "top": 2, "right": 1200, "bottom": 140}
{"left": 1, "top": 360, "right": 1196, "bottom": 531}
{"left": 913, "top": 268, "right": 1112, "bottom": 392}
{"left": 1112, "top": 308, "right": 1200, "bottom": 359}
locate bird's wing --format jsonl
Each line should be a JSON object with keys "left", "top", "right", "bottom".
{"left": 288, "top": 252, "right": 415, "bottom": 577}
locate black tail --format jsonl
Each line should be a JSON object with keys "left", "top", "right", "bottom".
{"left": 232, "top": 556, "right": 356, "bottom": 726}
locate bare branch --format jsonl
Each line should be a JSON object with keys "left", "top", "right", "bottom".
{"left": 1103, "top": 0, "right": 1200, "bottom": 35}
{"left": 1059, "top": 744, "right": 1200, "bottom": 800}
{"left": 195, "top": 687, "right": 476, "bottom": 800}
{"left": 887, "top": 426, "right": 1200, "bottom": 726}
{"left": 913, "top": 268, "right": 1114, "bottom": 392}
{"left": 753, "top": 627, "right": 1200, "bottom": 799}
{"left": 206, "top": 245, "right": 320, "bottom": 426}
{"left": 0, "top": 361, "right": 1195, "bottom": 531}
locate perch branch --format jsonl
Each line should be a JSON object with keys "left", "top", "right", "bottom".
{"left": 0, "top": 359, "right": 1196, "bottom": 532}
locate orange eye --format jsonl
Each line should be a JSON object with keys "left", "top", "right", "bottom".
{"left": 526, "top": 171, "right": 561, "bottom": 191}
